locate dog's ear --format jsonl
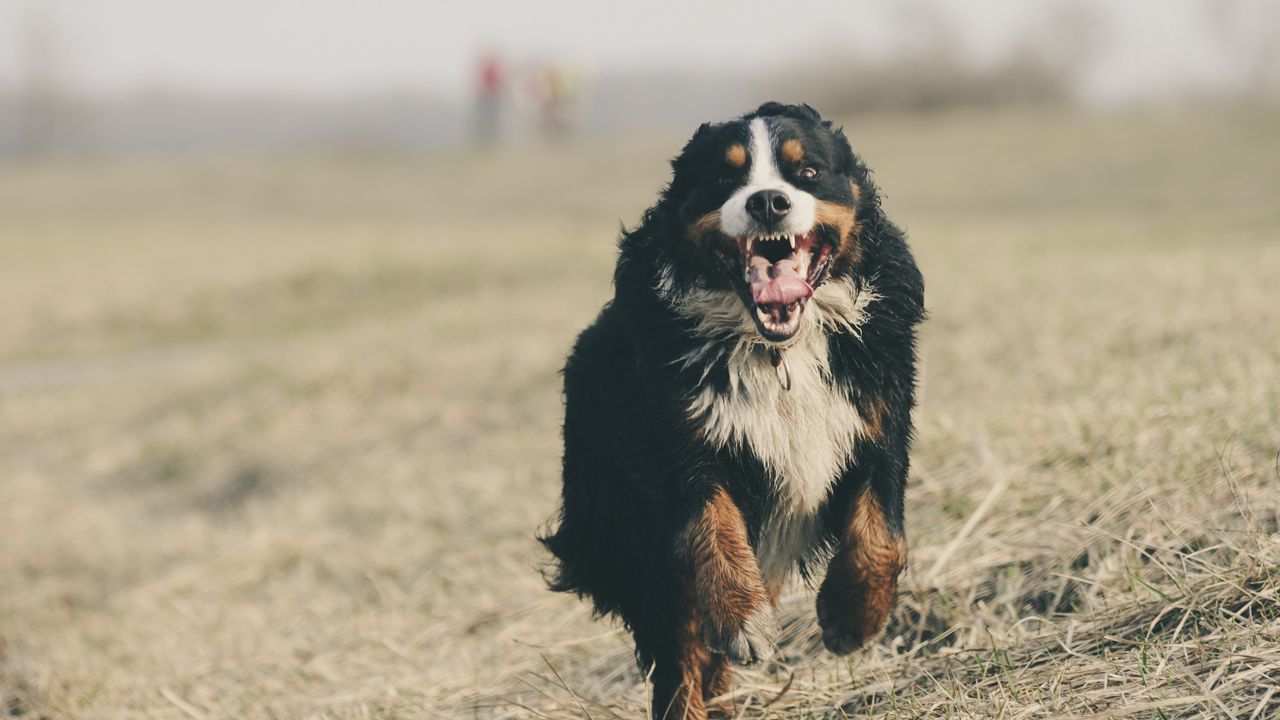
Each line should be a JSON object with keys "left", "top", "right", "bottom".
{"left": 669, "top": 121, "right": 721, "bottom": 178}
{"left": 828, "top": 123, "right": 858, "bottom": 174}
{"left": 660, "top": 121, "right": 722, "bottom": 216}
{"left": 677, "top": 122, "right": 718, "bottom": 156}
{"left": 753, "top": 102, "right": 824, "bottom": 125}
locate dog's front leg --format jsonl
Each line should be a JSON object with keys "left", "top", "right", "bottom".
{"left": 680, "top": 485, "right": 777, "bottom": 666}
{"left": 816, "top": 484, "right": 907, "bottom": 654}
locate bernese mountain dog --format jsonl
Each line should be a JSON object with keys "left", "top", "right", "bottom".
{"left": 541, "top": 102, "right": 924, "bottom": 719}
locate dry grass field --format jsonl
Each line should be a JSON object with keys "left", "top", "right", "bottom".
{"left": 2, "top": 109, "right": 1279, "bottom": 719}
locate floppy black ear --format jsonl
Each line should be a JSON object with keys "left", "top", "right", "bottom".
{"left": 663, "top": 121, "right": 722, "bottom": 207}
{"left": 669, "top": 121, "right": 720, "bottom": 175}
{"left": 830, "top": 124, "right": 859, "bottom": 174}
{"left": 680, "top": 122, "right": 716, "bottom": 153}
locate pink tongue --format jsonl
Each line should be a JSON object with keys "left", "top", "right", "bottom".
{"left": 749, "top": 255, "right": 813, "bottom": 306}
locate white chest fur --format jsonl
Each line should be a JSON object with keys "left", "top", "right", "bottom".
{"left": 669, "top": 276, "right": 878, "bottom": 582}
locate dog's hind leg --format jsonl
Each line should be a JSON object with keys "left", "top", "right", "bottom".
{"left": 649, "top": 617, "right": 708, "bottom": 720}
{"left": 700, "top": 653, "right": 733, "bottom": 717}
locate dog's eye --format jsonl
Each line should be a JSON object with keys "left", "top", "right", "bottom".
{"left": 798, "top": 165, "right": 820, "bottom": 180}
{"left": 717, "top": 173, "right": 736, "bottom": 186}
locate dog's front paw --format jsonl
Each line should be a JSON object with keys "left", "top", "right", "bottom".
{"left": 703, "top": 606, "right": 778, "bottom": 666}
{"left": 815, "top": 582, "right": 887, "bottom": 656}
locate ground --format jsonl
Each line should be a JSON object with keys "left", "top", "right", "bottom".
{"left": 1, "top": 109, "right": 1278, "bottom": 719}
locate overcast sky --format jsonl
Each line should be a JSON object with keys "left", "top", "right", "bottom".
{"left": 0, "top": 0, "right": 1275, "bottom": 103}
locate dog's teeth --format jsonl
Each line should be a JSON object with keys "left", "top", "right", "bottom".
{"left": 746, "top": 237, "right": 754, "bottom": 253}
{"left": 788, "top": 235, "right": 796, "bottom": 250}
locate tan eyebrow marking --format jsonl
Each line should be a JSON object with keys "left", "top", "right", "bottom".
{"left": 781, "top": 138, "right": 805, "bottom": 163}
{"left": 725, "top": 144, "right": 747, "bottom": 168}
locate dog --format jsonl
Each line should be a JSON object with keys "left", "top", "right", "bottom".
{"left": 541, "top": 102, "right": 923, "bottom": 719}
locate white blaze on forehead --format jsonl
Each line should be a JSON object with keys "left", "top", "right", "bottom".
{"left": 747, "top": 117, "right": 782, "bottom": 186}
{"left": 719, "top": 117, "right": 816, "bottom": 238}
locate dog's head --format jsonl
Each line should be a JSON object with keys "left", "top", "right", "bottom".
{"left": 657, "top": 102, "right": 869, "bottom": 343}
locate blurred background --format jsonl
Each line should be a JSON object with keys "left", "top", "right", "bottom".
{"left": 1, "top": 0, "right": 1278, "bottom": 154}
{"left": 2, "top": 2, "right": 1279, "bottom": 719}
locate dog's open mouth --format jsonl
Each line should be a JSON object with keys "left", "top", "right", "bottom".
{"left": 734, "top": 230, "right": 834, "bottom": 342}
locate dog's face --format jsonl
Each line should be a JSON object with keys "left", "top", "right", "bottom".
{"left": 663, "top": 104, "right": 864, "bottom": 343}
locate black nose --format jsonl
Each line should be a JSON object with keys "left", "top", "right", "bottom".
{"left": 745, "top": 189, "right": 791, "bottom": 226}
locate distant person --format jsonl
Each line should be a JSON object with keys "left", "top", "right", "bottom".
{"left": 473, "top": 54, "right": 504, "bottom": 147}
{"left": 534, "top": 62, "right": 577, "bottom": 141}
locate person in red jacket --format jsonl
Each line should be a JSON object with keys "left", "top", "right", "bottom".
{"left": 473, "top": 53, "right": 504, "bottom": 146}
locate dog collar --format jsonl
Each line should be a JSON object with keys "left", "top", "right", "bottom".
{"left": 769, "top": 348, "right": 792, "bottom": 392}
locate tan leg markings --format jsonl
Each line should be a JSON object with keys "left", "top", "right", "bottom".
{"left": 859, "top": 394, "right": 889, "bottom": 445}
{"left": 700, "top": 652, "right": 733, "bottom": 717}
{"left": 656, "top": 617, "right": 709, "bottom": 720}
{"left": 816, "top": 488, "right": 906, "bottom": 655}
{"left": 682, "top": 486, "right": 777, "bottom": 665}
